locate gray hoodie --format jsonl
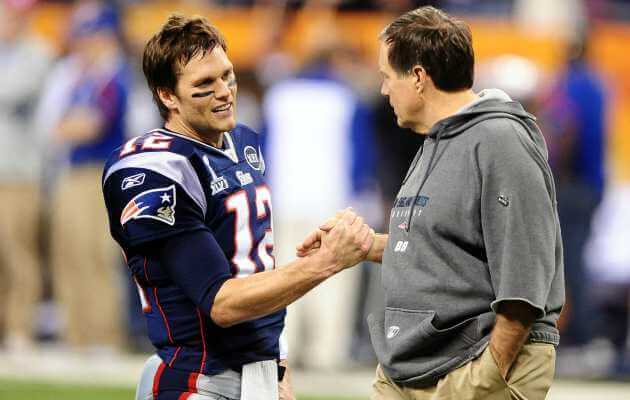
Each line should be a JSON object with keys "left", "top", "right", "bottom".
{"left": 367, "top": 89, "right": 565, "bottom": 387}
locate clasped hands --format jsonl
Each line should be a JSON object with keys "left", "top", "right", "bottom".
{"left": 295, "top": 208, "right": 375, "bottom": 272}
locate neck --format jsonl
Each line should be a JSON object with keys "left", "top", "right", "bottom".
{"left": 413, "top": 88, "right": 478, "bottom": 134}
{"left": 165, "top": 118, "right": 224, "bottom": 148}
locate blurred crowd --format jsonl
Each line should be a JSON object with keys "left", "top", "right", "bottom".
{"left": 1, "top": 0, "right": 630, "bottom": 381}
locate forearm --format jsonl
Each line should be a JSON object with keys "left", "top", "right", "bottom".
{"left": 366, "top": 233, "right": 388, "bottom": 263}
{"left": 211, "top": 252, "right": 338, "bottom": 327}
{"left": 489, "top": 301, "right": 536, "bottom": 378}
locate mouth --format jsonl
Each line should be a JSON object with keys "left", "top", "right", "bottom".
{"left": 212, "top": 103, "right": 232, "bottom": 113}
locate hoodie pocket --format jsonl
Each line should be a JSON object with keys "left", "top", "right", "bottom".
{"left": 368, "top": 307, "right": 481, "bottom": 381}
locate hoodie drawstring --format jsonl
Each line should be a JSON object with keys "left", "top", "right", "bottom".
{"left": 405, "top": 127, "right": 444, "bottom": 232}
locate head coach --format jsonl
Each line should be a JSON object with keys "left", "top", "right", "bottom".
{"left": 299, "top": 6, "right": 564, "bottom": 400}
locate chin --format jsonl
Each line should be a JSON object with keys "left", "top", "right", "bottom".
{"left": 397, "top": 116, "right": 410, "bottom": 129}
{"left": 210, "top": 117, "right": 237, "bottom": 133}
{"left": 224, "top": 118, "right": 237, "bottom": 131}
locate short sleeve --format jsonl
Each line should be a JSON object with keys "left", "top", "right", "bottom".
{"left": 477, "top": 119, "right": 558, "bottom": 319}
{"left": 103, "top": 167, "right": 206, "bottom": 248}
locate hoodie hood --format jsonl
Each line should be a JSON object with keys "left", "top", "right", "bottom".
{"left": 403, "top": 88, "right": 551, "bottom": 232}
{"left": 428, "top": 88, "right": 536, "bottom": 139}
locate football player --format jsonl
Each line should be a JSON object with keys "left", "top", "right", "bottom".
{"left": 102, "top": 14, "right": 373, "bottom": 400}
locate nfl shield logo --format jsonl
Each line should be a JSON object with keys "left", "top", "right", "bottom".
{"left": 244, "top": 146, "right": 261, "bottom": 170}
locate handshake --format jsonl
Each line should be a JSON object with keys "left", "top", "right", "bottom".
{"left": 294, "top": 208, "right": 377, "bottom": 274}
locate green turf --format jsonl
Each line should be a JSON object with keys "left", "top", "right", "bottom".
{"left": 0, "top": 379, "right": 362, "bottom": 400}
{"left": 0, "top": 380, "right": 133, "bottom": 400}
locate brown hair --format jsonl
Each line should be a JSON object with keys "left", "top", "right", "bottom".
{"left": 143, "top": 14, "right": 227, "bottom": 120}
{"left": 380, "top": 6, "right": 474, "bottom": 91}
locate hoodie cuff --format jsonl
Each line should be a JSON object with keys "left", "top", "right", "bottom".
{"left": 490, "top": 297, "right": 545, "bottom": 320}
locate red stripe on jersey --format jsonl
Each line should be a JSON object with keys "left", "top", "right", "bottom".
{"left": 187, "top": 372, "right": 199, "bottom": 393}
{"left": 168, "top": 346, "right": 182, "bottom": 368}
{"left": 152, "top": 361, "right": 167, "bottom": 399}
{"left": 154, "top": 287, "right": 174, "bottom": 343}
{"left": 196, "top": 309, "right": 207, "bottom": 373}
{"left": 177, "top": 393, "right": 192, "bottom": 400}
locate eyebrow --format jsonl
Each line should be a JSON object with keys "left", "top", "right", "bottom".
{"left": 192, "top": 77, "right": 215, "bottom": 87}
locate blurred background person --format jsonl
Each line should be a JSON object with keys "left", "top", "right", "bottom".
{"left": 0, "top": 0, "right": 52, "bottom": 355}
{"left": 46, "top": 0, "right": 130, "bottom": 353}
{"left": 584, "top": 183, "right": 630, "bottom": 377}
{"left": 263, "top": 12, "right": 379, "bottom": 368}
{"left": 540, "top": 28, "right": 608, "bottom": 352}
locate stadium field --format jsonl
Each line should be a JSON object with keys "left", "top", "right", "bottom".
{"left": 0, "top": 379, "right": 360, "bottom": 400}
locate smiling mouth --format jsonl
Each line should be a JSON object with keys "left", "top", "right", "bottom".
{"left": 212, "top": 103, "right": 232, "bottom": 113}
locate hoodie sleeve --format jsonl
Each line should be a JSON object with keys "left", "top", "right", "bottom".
{"left": 477, "top": 119, "right": 557, "bottom": 319}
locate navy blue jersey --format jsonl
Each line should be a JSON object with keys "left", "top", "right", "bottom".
{"left": 102, "top": 125, "right": 285, "bottom": 375}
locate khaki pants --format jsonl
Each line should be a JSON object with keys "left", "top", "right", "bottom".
{"left": 0, "top": 183, "right": 41, "bottom": 346}
{"left": 372, "top": 343, "right": 556, "bottom": 400}
{"left": 50, "top": 166, "right": 123, "bottom": 349}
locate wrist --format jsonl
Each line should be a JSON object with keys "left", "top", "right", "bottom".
{"left": 308, "top": 248, "right": 341, "bottom": 278}
{"left": 366, "top": 233, "right": 385, "bottom": 263}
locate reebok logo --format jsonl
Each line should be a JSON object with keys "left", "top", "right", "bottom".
{"left": 387, "top": 326, "right": 400, "bottom": 339}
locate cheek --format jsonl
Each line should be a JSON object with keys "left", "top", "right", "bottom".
{"left": 399, "top": 88, "right": 417, "bottom": 110}
{"left": 390, "top": 85, "right": 406, "bottom": 108}
{"left": 187, "top": 98, "right": 211, "bottom": 115}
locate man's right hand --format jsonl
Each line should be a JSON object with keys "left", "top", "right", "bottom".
{"left": 315, "top": 209, "right": 374, "bottom": 272}
{"left": 296, "top": 209, "right": 347, "bottom": 257}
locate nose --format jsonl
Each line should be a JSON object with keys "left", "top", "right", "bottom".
{"left": 380, "top": 82, "right": 388, "bottom": 97}
{"left": 215, "top": 79, "right": 231, "bottom": 100}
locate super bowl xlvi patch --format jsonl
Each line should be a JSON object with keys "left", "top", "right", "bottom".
{"left": 243, "top": 146, "right": 262, "bottom": 170}
{"left": 211, "top": 176, "right": 229, "bottom": 195}
{"left": 120, "top": 185, "right": 176, "bottom": 226}
{"left": 121, "top": 173, "right": 146, "bottom": 190}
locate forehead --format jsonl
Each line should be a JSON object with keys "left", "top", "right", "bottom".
{"left": 178, "top": 46, "right": 232, "bottom": 82}
{"left": 378, "top": 41, "right": 392, "bottom": 72}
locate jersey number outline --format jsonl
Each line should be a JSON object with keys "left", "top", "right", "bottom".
{"left": 120, "top": 133, "right": 173, "bottom": 157}
{"left": 225, "top": 186, "right": 275, "bottom": 278}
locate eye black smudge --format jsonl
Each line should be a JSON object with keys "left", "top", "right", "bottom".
{"left": 192, "top": 91, "right": 213, "bottom": 98}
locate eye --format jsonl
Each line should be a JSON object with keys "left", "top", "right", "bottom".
{"left": 223, "top": 70, "right": 235, "bottom": 81}
{"left": 194, "top": 78, "right": 213, "bottom": 88}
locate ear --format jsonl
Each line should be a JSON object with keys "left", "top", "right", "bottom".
{"left": 412, "top": 65, "right": 426, "bottom": 93}
{"left": 157, "top": 87, "right": 179, "bottom": 113}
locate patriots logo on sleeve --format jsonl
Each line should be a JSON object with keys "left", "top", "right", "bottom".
{"left": 120, "top": 185, "right": 177, "bottom": 226}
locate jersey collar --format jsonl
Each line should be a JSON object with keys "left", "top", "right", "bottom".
{"left": 155, "top": 128, "right": 239, "bottom": 163}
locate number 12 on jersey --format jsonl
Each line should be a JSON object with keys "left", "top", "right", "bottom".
{"left": 225, "top": 185, "right": 275, "bottom": 277}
